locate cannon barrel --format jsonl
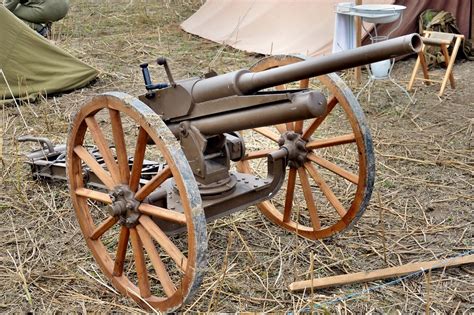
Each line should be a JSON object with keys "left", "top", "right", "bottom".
{"left": 169, "top": 90, "right": 327, "bottom": 135}
{"left": 191, "top": 33, "right": 421, "bottom": 103}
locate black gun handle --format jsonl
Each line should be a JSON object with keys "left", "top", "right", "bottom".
{"left": 140, "top": 63, "right": 153, "bottom": 90}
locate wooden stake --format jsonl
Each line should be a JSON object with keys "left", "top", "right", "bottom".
{"left": 377, "top": 192, "right": 387, "bottom": 265}
{"left": 289, "top": 254, "right": 474, "bottom": 292}
{"left": 424, "top": 268, "right": 432, "bottom": 314}
{"left": 354, "top": 0, "right": 363, "bottom": 85}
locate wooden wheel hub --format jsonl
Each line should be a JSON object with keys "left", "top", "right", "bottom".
{"left": 278, "top": 131, "right": 308, "bottom": 169}
{"left": 107, "top": 185, "right": 141, "bottom": 227}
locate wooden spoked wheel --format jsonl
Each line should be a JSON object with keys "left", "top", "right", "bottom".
{"left": 67, "top": 92, "right": 207, "bottom": 311}
{"left": 237, "top": 55, "right": 375, "bottom": 240}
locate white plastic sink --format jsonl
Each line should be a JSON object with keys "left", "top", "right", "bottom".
{"left": 353, "top": 4, "right": 406, "bottom": 23}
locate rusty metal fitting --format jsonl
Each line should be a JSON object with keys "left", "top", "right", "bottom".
{"left": 107, "top": 185, "right": 141, "bottom": 227}
{"left": 178, "top": 122, "right": 189, "bottom": 137}
{"left": 279, "top": 131, "right": 308, "bottom": 169}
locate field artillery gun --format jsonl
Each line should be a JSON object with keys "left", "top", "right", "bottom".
{"left": 22, "top": 34, "right": 421, "bottom": 311}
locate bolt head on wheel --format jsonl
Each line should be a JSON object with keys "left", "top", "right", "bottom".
{"left": 106, "top": 185, "right": 140, "bottom": 227}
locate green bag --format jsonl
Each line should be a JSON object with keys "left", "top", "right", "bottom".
{"left": 419, "top": 9, "right": 474, "bottom": 67}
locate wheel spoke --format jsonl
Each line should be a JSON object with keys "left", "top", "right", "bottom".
{"left": 138, "top": 215, "right": 187, "bottom": 271}
{"left": 74, "top": 145, "right": 115, "bottom": 189}
{"left": 139, "top": 203, "right": 187, "bottom": 225}
{"left": 254, "top": 127, "right": 280, "bottom": 143}
{"left": 300, "top": 78, "right": 310, "bottom": 89}
{"left": 275, "top": 124, "right": 287, "bottom": 134}
{"left": 90, "top": 216, "right": 118, "bottom": 240}
{"left": 242, "top": 148, "right": 275, "bottom": 161}
{"left": 305, "top": 163, "right": 347, "bottom": 217}
{"left": 285, "top": 122, "right": 294, "bottom": 132}
{"left": 130, "top": 227, "right": 151, "bottom": 298}
{"left": 297, "top": 168, "right": 321, "bottom": 230}
{"left": 135, "top": 166, "right": 172, "bottom": 201}
{"left": 75, "top": 188, "right": 112, "bottom": 203}
{"left": 302, "top": 95, "right": 338, "bottom": 140}
{"left": 306, "top": 133, "right": 356, "bottom": 150}
{"left": 129, "top": 127, "right": 148, "bottom": 192}
{"left": 113, "top": 226, "right": 129, "bottom": 276}
{"left": 283, "top": 168, "right": 297, "bottom": 222}
{"left": 85, "top": 116, "right": 121, "bottom": 184}
{"left": 136, "top": 224, "right": 177, "bottom": 297}
{"left": 109, "top": 108, "right": 130, "bottom": 184}
{"left": 294, "top": 120, "right": 304, "bottom": 134}
{"left": 307, "top": 153, "right": 359, "bottom": 184}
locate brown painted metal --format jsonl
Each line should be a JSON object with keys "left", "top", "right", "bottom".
{"left": 168, "top": 90, "right": 327, "bottom": 135}
{"left": 190, "top": 34, "right": 421, "bottom": 102}
{"left": 140, "top": 34, "right": 421, "bottom": 122}
{"left": 25, "top": 34, "right": 421, "bottom": 232}
{"left": 22, "top": 34, "right": 422, "bottom": 312}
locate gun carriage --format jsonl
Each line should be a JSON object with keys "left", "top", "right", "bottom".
{"left": 22, "top": 34, "right": 421, "bottom": 311}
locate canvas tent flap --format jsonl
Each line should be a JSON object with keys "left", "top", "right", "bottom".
{"left": 182, "top": 0, "right": 471, "bottom": 58}
{"left": 0, "top": 7, "right": 99, "bottom": 100}
{"left": 181, "top": 0, "right": 394, "bottom": 57}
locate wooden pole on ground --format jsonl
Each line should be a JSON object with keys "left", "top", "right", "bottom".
{"left": 289, "top": 254, "right": 474, "bottom": 292}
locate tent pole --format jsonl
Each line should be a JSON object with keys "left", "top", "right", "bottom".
{"left": 470, "top": 0, "right": 473, "bottom": 40}
{"left": 355, "top": 0, "right": 363, "bottom": 85}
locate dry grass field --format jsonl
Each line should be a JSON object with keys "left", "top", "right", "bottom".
{"left": 1, "top": 1, "right": 473, "bottom": 313}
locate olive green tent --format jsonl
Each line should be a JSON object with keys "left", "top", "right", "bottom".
{"left": 0, "top": 7, "right": 99, "bottom": 102}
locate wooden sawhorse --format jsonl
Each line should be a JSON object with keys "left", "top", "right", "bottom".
{"left": 407, "top": 31, "right": 464, "bottom": 97}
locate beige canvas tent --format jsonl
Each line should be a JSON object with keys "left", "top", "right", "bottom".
{"left": 181, "top": 0, "right": 471, "bottom": 57}
{"left": 181, "top": 0, "right": 394, "bottom": 57}
{"left": 0, "top": 7, "right": 99, "bottom": 102}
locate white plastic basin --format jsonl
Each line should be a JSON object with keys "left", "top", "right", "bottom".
{"left": 353, "top": 4, "right": 406, "bottom": 23}
{"left": 370, "top": 59, "right": 391, "bottom": 79}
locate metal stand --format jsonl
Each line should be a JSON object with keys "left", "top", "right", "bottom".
{"left": 356, "top": 10, "right": 414, "bottom": 103}
{"left": 357, "top": 62, "right": 414, "bottom": 103}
